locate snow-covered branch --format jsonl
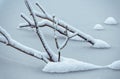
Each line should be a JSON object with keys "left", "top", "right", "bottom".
{"left": 34, "top": 2, "right": 95, "bottom": 45}
{"left": 20, "top": 0, "right": 58, "bottom": 62}
{"left": 18, "top": 1, "right": 111, "bottom": 49}
{"left": 0, "top": 26, "right": 50, "bottom": 63}
{"left": 0, "top": 26, "right": 12, "bottom": 44}
{"left": 19, "top": 1, "right": 95, "bottom": 45}
{"left": 53, "top": 15, "right": 79, "bottom": 62}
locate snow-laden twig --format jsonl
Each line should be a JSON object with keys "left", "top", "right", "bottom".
{"left": 19, "top": 0, "right": 110, "bottom": 49}
{"left": 19, "top": 1, "right": 111, "bottom": 48}
{"left": 35, "top": 2, "right": 47, "bottom": 17}
{"left": 52, "top": 16, "right": 79, "bottom": 62}
{"left": 0, "top": 26, "right": 49, "bottom": 63}
{"left": 34, "top": 3, "right": 96, "bottom": 45}
{"left": 19, "top": 1, "right": 95, "bottom": 45}
{"left": 20, "top": 13, "right": 34, "bottom": 28}
{"left": 21, "top": 0, "right": 58, "bottom": 62}
{"left": 0, "top": 26, "right": 12, "bottom": 44}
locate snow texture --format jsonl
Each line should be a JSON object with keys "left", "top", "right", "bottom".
{"left": 108, "top": 60, "right": 120, "bottom": 70}
{"left": 93, "top": 24, "right": 104, "bottom": 30}
{"left": 104, "top": 17, "right": 118, "bottom": 25}
{"left": 43, "top": 58, "right": 101, "bottom": 73}
{"left": 93, "top": 39, "right": 111, "bottom": 48}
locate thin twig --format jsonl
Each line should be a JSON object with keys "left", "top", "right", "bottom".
{"left": 24, "top": 0, "right": 58, "bottom": 62}
{"left": 36, "top": 2, "right": 47, "bottom": 16}
{"left": 21, "top": 13, "right": 32, "bottom": 25}
{"left": 0, "top": 27, "right": 48, "bottom": 63}
{"left": 25, "top": 0, "right": 37, "bottom": 26}
{"left": 34, "top": 4, "right": 95, "bottom": 45}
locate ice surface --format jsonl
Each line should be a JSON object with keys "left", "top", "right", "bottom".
{"left": 93, "top": 24, "right": 104, "bottom": 30}
{"left": 104, "top": 17, "right": 118, "bottom": 25}
{"left": 93, "top": 39, "right": 111, "bottom": 48}
{"left": 43, "top": 58, "right": 101, "bottom": 73}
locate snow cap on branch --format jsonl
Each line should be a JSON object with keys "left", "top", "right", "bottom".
{"left": 0, "top": 26, "right": 12, "bottom": 44}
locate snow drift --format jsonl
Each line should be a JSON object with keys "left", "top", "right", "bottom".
{"left": 108, "top": 60, "right": 120, "bottom": 70}
{"left": 43, "top": 58, "right": 101, "bottom": 73}
{"left": 43, "top": 59, "right": 120, "bottom": 73}
{"left": 93, "top": 39, "right": 111, "bottom": 48}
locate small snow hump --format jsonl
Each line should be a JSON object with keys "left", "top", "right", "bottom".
{"left": 93, "top": 24, "right": 104, "bottom": 30}
{"left": 108, "top": 60, "right": 120, "bottom": 70}
{"left": 104, "top": 17, "right": 118, "bottom": 25}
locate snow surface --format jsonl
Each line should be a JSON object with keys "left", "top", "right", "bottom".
{"left": 104, "top": 17, "right": 118, "bottom": 25}
{"left": 43, "top": 58, "right": 101, "bottom": 73}
{"left": 93, "top": 24, "right": 104, "bottom": 30}
{"left": 93, "top": 39, "right": 111, "bottom": 48}
{"left": 0, "top": 0, "right": 120, "bottom": 79}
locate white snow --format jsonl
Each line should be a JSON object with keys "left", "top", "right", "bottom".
{"left": 104, "top": 17, "right": 118, "bottom": 25}
{"left": 108, "top": 60, "right": 120, "bottom": 70}
{"left": 93, "top": 39, "right": 111, "bottom": 48}
{"left": 43, "top": 58, "right": 101, "bottom": 73}
{"left": 93, "top": 24, "right": 104, "bottom": 30}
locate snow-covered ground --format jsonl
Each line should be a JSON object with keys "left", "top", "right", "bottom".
{"left": 0, "top": 0, "right": 120, "bottom": 79}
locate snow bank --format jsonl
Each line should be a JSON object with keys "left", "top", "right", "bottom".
{"left": 43, "top": 58, "right": 101, "bottom": 73}
{"left": 93, "top": 24, "right": 104, "bottom": 30}
{"left": 93, "top": 39, "right": 111, "bottom": 48}
{"left": 104, "top": 17, "right": 118, "bottom": 25}
{"left": 108, "top": 60, "right": 120, "bottom": 70}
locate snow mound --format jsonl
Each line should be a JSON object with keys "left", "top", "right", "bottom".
{"left": 104, "top": 17, "right": 118, "bottom": 25}
{"left": 93, "top": 24, "right": 104, "bottom": 30}
{"left": 43, "top": 58, "right": 101, "bottom": 73}
{"left": 93, "top": 39, "right": 111, "bottom": 48}
{"left": 108, "top": 60, "right": 120, "bottom": 70}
